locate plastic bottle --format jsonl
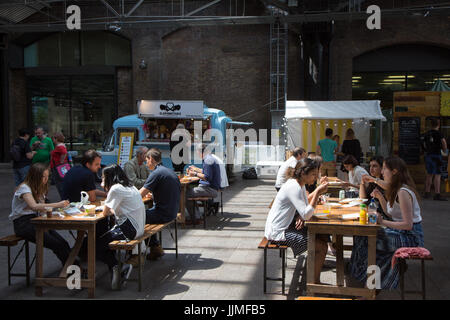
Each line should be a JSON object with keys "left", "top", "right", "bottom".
{"left": 368, "top": 199, "right": 378, "bottom": 224}
{"left": 359, "top": 204, "right": 367, "bottom": 225}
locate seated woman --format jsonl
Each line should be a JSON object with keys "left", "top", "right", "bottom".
{"left": 9, "top": 163, "right": 71, "bottom": 266}
{"left": 97, "top": 164, "right": 146, "bottom": 290}
{"left": 349, "top": 156, "right": 424, "bottom": 290}
{"left": 265, "top": 158, "right": 329, "bottom": 283}
{"left": 342, "top": 155, "right": 369, "bottom": 198}
{"left": 360, "top": 156, "right": 389, "bottom": 217}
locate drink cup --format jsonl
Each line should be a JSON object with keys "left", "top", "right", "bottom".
{"left": 45, "top": 207, "right": 53, "bottom": 218}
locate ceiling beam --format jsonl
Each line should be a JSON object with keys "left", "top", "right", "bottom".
{"left": 125, "top": 0, "right": 145, "bottom": 17}
{"left": 100, "top": 0, "right": 120, "bottom": 17}
{"left": 185, "top": 0, "right": 223, "bottom": 17}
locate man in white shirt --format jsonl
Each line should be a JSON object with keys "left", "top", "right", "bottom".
{"left": 275, "top": 147, "right": 306, "bottom": 191}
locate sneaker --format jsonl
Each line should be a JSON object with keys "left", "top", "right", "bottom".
{"left": 147, "top": 245, "right": 165, "bottom": 261}
{"left": 121, "top": 264, "right": 133, "bottom": 280}
{"left": 423, "top": 192, "right": 431, "bottom": 199}
{"left": 433, "top": 194, "right": 448, "bottom": 201}
{"left": 126, "top": 254, "right": 145, "bottom": 267}
{"left": 111, "top": 265, "right": 121, "bottom": 290}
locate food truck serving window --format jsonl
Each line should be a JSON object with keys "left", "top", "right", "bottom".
{"left": 141, "top": 118, "right": 211, "bottom": 143}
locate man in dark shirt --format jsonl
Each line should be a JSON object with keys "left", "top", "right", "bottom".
{"left": 185, "top": 145, "right": 221, "bottom": 223}
{"left": 422, "top": 118, "right": 448, "bottom": 201}
{"left": 11, "top": 128, "right": 36, "bottom": 186}
{"left": 61, "top": 150, "right": 107, "bottom": 202}
{"left": 139, "top": 148, "right": 181, "bottom": 261}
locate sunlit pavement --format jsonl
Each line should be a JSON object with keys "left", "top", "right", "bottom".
{"left": 0, "top": 164, "right": 449, "bottom": 300}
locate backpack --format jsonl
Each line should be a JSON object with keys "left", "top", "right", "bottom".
{"left": 420, "top": 131, "right": 437, "bottom": 153}
{"left": 242, "top": 167, "right": 258, "bottom": 179}
{"left": 9, "top": 143, "right": 22, "bottom": 162}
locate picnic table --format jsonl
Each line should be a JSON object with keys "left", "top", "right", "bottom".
{"left": 179, "top": 176, "right": 200, "bottom": 224}
{"left": 305, "top": 201, "right": 380, "bottom": 300}
{"left": 31, "top": 201, "right": 105, "bottom": 298}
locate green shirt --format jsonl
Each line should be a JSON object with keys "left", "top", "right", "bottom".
{"left": 318, "top": 138, "right": 337, "bottom": 162}
{"left": 30, "top": 136, "right": 54, "bottom": 164}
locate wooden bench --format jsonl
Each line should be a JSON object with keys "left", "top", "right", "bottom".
{"left": 297, "top": 296, "right": 352, "bottom": 300}
{"left": 398, "top": 251, "right": 433, "bottom": 300}
{"left": 258, "top": 237, "right": 288, "bottom": 295}
{"left": 108, "top": 214, "right": 179, "bottom": 291}
{"left": 0, "top": 234, "right": 34, "bottom": 286}
{"left": 187, "top": 197, "right": 213, "bottom": 229}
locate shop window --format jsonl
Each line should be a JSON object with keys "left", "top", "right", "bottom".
{"left": 24, "top": 31, "right": 130, "bottom": 67}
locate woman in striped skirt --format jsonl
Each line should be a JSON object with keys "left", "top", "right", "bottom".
{"left": 349, "top": 156, "right": 424, "bottom": 289}
{"left": 265, "top": 158, "right": 329, "bottom": 284}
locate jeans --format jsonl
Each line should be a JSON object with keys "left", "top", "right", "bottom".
{"left": 146, "top": 207, "right": 176, "bottom": 246}
{"left": 13, "top": 213, "right": 71, "bottom": 266}
{"left": 95, "top": 218, "right": 137, "bottom": 269}
{"left": 186, "top": 184, "right": 218, "bottom": 219}
{"left": 13, "top": 165, "right": 30, "bottom": 186}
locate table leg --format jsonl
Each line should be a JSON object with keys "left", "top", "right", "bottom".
{"left": 179, "top": 185, "right": 186, "bottom": 224}
{"left": 87, "top": 225, "right": 96, "bottom": 298}
{"left": 367, "top": 235, "right": 377, "bottom": 300}
{"left": 59, "top": 230, "right": 86, "bottom": 278}
{"left": 335, "top": 235, "right": 344, "bottom": 286}
{"left": 306, "top": 229, "right": 317, "bottom": 293}
{"left": 35, "top": 227, "right": 44, "bottom": 297}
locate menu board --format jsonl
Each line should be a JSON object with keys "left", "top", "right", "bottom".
{"left": 117, "top": 132, "right": 135, "bottom": 168}
{"left": 398, "top": 117, "right": 420, "bottom": 164}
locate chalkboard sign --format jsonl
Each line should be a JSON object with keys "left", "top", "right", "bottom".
{"left": 398, "top": 117, "right": 421, "bottom": 164}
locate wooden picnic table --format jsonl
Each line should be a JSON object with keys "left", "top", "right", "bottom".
{"left": 31, "top": 200, "right": 105, "bottom": 298}
{"left": 179, "top": 176, "right": 200, "bottom": 224}
{"left": 305, "top": 202, "right": 380, "bottom": 300}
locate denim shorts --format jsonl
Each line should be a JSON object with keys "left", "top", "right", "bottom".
{"left": 425, "top": 154, "right": 442, "bottom": 175}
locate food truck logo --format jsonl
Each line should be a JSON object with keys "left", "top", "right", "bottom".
{"left": 160, "top": 102, "right": 182, "bottom": 115}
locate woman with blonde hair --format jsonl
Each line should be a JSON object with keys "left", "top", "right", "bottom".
{"left": 9, "top": 163, "right": 71, "bottom": 266}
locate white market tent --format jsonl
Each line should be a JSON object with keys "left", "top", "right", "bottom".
{"left": 284, "top": 100, "right": 386, "bottom": 158}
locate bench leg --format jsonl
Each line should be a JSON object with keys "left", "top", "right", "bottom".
{"left": 281, "top": 248, "right": 286, "bottom": 295}
{"left": 192, "top": 201, "right": 197, "bottom": 228}
{"left": 175, "top": 220, "right": 178, "bottom": 259}
{"left": 159, "top": 231, "right": 163, "bottom": 248}
{"left": 7, "top": 246, "right": 11, "bottom": 286}
{"left": 203, "top": 201, "right": 207, "bottom": 229}
{"left": 25, "top": 241, "right": 30, "bottom": 287}
{"left": 263, "top": 247, "right": 267, "bottom": 293}
{"left": 399, "top": 259, "right": 405, "bottom": 300}
{"left": 220, "top": 191, "right": 223, "bottom": 216}
{"left": 138, "top": 243, "right": 143, "bottom": 292}
{"left": 422, "top": 259, "right": 426, "bottom": 300}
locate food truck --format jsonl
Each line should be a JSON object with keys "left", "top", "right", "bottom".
{"left": 97, "top": 100, "right": 251, "bottom": 176}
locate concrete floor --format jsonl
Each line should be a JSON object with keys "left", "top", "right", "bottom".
{"left": 0, "top": 164, "right": 449, "bottom": 300}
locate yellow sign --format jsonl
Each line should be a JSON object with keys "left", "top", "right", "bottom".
{"left": 117, "top": 132, "right": 135, "bottom": 168}
{"left": 441, "top": 92, "right": 450, "bottom": 116}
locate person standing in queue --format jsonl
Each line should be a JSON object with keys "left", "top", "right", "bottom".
{"left": 316, "top": 128, "right": 338, "bottom": 177}
{"left": 11, "top": 128, "right": 36, "bottom": 186}
{"left": 139, "top": 148, "right": 181, "bottom": 260}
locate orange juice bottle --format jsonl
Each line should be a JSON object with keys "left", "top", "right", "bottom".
{"left": 359, "top": 204, "right": 367, "bottom": 225}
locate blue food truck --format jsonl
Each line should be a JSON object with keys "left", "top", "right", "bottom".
{"left": 97, "top": 100, "right": 251, "bottom": 175}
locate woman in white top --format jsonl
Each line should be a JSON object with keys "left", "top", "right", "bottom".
{"left": 9, "top": 163, "right": 71, "bottom": 266}
{"left": 349, "top": 156, "right": 424, "bottom": 290}
{"left": 97, "top": 164, "right": 146, "bottom": 290}
{"left": 265, "top": 158, "right": 329, "bottom": 283}
{"left": 342, "top": 155, "right": 369, "bottom": 197}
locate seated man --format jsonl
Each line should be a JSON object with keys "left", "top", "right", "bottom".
{"left": 124, "top": 146, "right": 150, "bottom": 189}
{"left": 186, "top": 145, "right": 221, "bottom": 223}
{"left": 61, "top": 149, "right": 107, "bottom": 202}
{"left": 139, "top": 148, "right": 181, "bottom": 260}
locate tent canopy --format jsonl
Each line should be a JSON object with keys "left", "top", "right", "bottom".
{"left": 285, "top": 100, "right": 386, "bottom": 121}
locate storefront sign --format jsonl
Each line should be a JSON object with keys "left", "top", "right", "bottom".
{"left": 441, "top": 92, "right": 450, "bottom": 116}
{"left": 117, "top": 132, "right": 135, "bottom": 168}
{"left": 138, "top": 100, "right": 204, "bottom": 119}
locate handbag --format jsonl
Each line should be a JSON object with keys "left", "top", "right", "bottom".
{"left": 52, "top": 152, "right": 71, "bottom": 179}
